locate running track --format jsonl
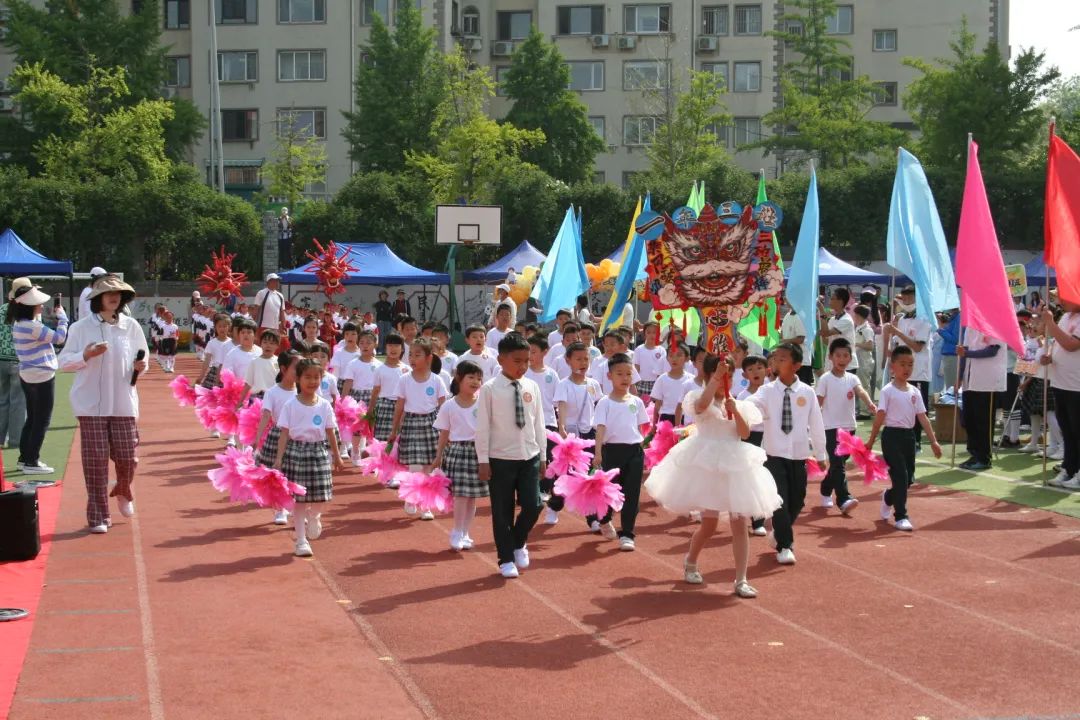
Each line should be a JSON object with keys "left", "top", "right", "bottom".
{"left": 7, "top": 357, "right": 1080, "bottom": 720}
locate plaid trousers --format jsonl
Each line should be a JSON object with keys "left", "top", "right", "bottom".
{"left": 78, "top": 416, "right": 139, "bottom": 527}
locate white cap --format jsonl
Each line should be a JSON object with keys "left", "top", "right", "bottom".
{"left": 266, "top": 273, "right": 280, "bottom": 282}
{"left": 496, "top": 283, "right": 511, "bottom": 293}
{"left": 90, "top": 266, "right": 107, "bottom": 277}
{"left": 191, "top": 290, "right": 201, "bottom": 298}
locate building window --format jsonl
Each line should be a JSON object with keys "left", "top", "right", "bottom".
{"left": 623, "top": 115, "right": 659, "bottom": 146}
{"left": 589, "top": 116, "right": 606, "bottom": 141}
{"left": 278, "top": 50, "right": 326, "bottom": 81}
{"left": 733, "top": 4, "right": 761, "bottom": 35}
{"left": 707, "top": 122, "right": 731, "bottom": 148}
{"left": 785, "top": 19, "right": 803, "bottom": 44}
{"left": 567, "top": 61, "right": 604, "bottom": 91}
{"left": 277, "top": 108, "right": 327, "bottom": 139}
{"left": 497, "top": 11, "right": 532, "bottom": 40}
{"left": 223, "top": 165, "right": 261, "bottom": 186}
{"left": 826, "top": 5, "right": 853, "bottom": 35}
{"left": 701, "top": 62, "right": 728, "bottom": 91}
{"left": 831, "top": 56, "right": 854, "bottom": 82}
{"left": 733, "top": 61, "right": 761, "bottom": 92}
{"left": 222, "top": 109, "right": 258, "bottom": 141}
{"left": 623, "top": 60, "right": 669, "bottom": 90}
{"left": 592, "top": 171, "right": 606, "bottom": 184}
{"left": 873, "top": 29, "right": 897, "bottom": 52}
{"left": 218, "top": 51, "right": 258, "bottom": 83}
{"left": 873, "top": 81, "right": 898, "bottom": 106}
{"left": 494, "top": 66, "right": 511, "bottom": 96}
{"left": 462, "top": 4, "right": 479, "bottom": 35}
{"left": 303, "top": 178, "right": 328, "bottom": 201}
{"left": 217, "top": 0, "right": 258, "bottom": 24}
{"left": 557, "top": 6, "right": 603, "bottom": 35}
{"left": 702, "top": 5, "right": 728, "bottom": 35}
{"left": 278, "top": 0, "right": 324, "bottom": 23}
{"left": 391, "top": 1, "right": 422, "bottom": 27}
{"left": 622, "top": 171, "right": 640, "bottom": 189}
{"left": 623, "top": 4, "right": 670, "bottom": 34}
{"left": 734, "top": 116, "right": 761, "bottom": 147}
{"left": 361, "top": 0, "right": 389, "bottom": 24}
{"left": 165, "top": 56, "right": 191, "bottom": 87}
{"left": 163, "top": 0, "right": 190, "bottom": 28}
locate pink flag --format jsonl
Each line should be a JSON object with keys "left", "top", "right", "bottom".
{"left": 956, "top": 140, "right": 1024, "bottom": 355}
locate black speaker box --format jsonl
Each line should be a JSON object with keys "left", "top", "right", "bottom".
{"left": 0, "top": 484, "right": 41, "bottom": 562}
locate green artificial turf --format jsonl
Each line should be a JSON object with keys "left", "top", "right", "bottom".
{"left": 2, "top": 372, "right": 77, "bottom": 488}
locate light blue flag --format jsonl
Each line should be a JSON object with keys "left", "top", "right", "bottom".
{"left": 532, "top": 207, "right": 589, "bottom": 323}
{"left": 887, "top": 148, "right": 960, "bottom": 321}
{"left": 787, "top": 167, "right": 821, "bottom": 361}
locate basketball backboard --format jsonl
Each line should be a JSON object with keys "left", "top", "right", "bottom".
{"left": 435, "top": 205, "right": 502, "bottom": 246}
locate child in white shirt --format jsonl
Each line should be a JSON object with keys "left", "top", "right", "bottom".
{"left": 390, "top": 338, "right": 448, "bottom": 520}
{"left": 431, "top": 360, "right": 486, "bottom": 551}
{"left": 816, "top": 338, "right": 875, "bottom": 515}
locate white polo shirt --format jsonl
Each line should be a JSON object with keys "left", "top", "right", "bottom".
{"left": 962, "top": 328, "right": 1007, "bottom": 393}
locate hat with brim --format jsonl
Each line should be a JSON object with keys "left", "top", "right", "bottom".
{"left": 89, "top": 274, "right": 136, "bottom": 303}
{"left": 10, "top": 277, "right": 51, "bottom": 306}
{"left": 496, "top": 283, "right": 511, "bottom": 293}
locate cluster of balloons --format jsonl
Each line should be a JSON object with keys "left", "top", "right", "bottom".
{"left": 508, "top": 265, "right": 541, "bottom": 305}
{"left": 505, "top": 259, "right": 645, "bottom": 305}
{"left": 585, "top": 258, "right": 620, "bottom": 291}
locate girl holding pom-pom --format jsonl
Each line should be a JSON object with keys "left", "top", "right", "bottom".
{"left": 273, "top": 358, "right": 344, "bottom": 558}
{"left": 196, "top": 313, "right": 232, "bottom": 394}
{"left": 644, "top": 354, "right": 782, "bottom": 598}
{"left": 256, "top": 350, "right": 300, "bottom": 526}
{"left": 389, "top": 338, "right": 447, "bottom": 520}
{"left": 429, "top": 360, "right": 486, "bottom": 551}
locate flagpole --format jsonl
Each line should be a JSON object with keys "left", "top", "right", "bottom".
{"left": 1042, "top": 118, "right": 1056, "bottom": 485}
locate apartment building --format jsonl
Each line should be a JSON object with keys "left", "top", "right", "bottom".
{"left": 0, "top": 0, "right": 1009, "bottom": 196}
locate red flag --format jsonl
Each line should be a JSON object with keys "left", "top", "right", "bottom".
{"left": 1045, "top": 133, "right": 1080, "bottom": 305}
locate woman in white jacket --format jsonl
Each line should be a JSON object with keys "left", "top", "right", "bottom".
{"left": 58, "top": 275, "right": 148, "bottom": 534}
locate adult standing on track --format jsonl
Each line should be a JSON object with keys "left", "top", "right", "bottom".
{"left": 77, "top": 266, "right": 108, "bottom": 321}
{"left": 0, "top": 297, "right": 26, "bottom": 449}
{"left": 58, "top": 274, "right": 148, "bottom": 534}
{"left": 253, "top": 273, "right": 287, "bottom": 336}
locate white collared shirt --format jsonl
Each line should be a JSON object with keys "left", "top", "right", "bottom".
{"left": 748, "top": 378, "right": 827, "bottom": 461}
{"left": 58, "top": 314, "right": 150, "bottom": 418}
{"left": 475, "top": 373, "right": 546, "bottom": 463}
{"left": 962, "top": 328, "right": 1007, "bottom": 392}
{"left": 893, "top": 316, "right": 932, "bottom": 382}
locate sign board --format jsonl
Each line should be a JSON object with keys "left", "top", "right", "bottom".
{"left": 1005, "top": 264, "right": 1027, "bottom": 298}
{"left": 435, "top": 205, "right": 502, "bottom": 246}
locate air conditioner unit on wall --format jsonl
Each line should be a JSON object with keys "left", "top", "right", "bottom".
{"left": 591, "top": 34, "right": 610, "bottom": 49}
{"left": 463, "top": 37, "right": 482, "bottom": 51}
{"left": 696, "top": 36, "right": 718, "bottom": 53}
{"left": 617, "top": 36, "right": 636, "bottom": 50}
{"left": 491, "top": 41, "right": 515, "bottom": 56}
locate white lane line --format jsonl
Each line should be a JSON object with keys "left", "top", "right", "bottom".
{"left": 131, "top": 513, "right": 166, "bottom": 720}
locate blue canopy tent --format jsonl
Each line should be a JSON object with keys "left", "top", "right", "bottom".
{"left": 462, "top": 240, "right": 545, "bottom": 283}
{"left": 0, "top": 228, "right": 75, "bottom": 315}
{"left": 786, "top": 248, "right": 894, "bottom": 284}
{"left": 1024, "top": 255, "right": 1056, "bottom": 287}
{"left": 278, "top": 243, "right": 449, "bottom": 285}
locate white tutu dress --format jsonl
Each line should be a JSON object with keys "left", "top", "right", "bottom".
{"left": 644, "top": 391, "right": 783, "bottom": 517}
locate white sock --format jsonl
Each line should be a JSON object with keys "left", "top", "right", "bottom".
{"left": 453, "top": 497, "right": 468, "bottom": 534}
{"left": 1048, "top": 412, "right": 1063, "bottom": 449}
{"left": 355, "top": 436, "right": 367, "bottom": 455}
{"left": 464, "top": 498, "right": 477, "bottom": 535}
{"left": 1029, "top": 415, "right": 1043, "bottom": 446}
{"left": 294, "top": 506, "right": 308, "bottom": 542}
{"left": 1005, "top": 410, "right": 1021, "bottom": 442}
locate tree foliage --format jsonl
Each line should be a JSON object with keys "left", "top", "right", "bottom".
{"left": 904, "top": 22, "right": 1060, "bottom": 169}
{"left": 262, "top": 110, "right": 328, "bottom": 210}
{"left": 755, "top": 0, "right": 905, "bottom": 168}
{"left": 642, "top": 69, "right": 731, "bottom": 184}
{"left": 342, "top": 3, "right": 446, "bottom": 170}
{"left": 502, "top": 28, "right": 605, "bottom": 184}
{"left": 1042, "top": 76, "right": 1080, "bottom": 150}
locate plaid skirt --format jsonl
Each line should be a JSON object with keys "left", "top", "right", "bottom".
{"left": 336, "top": 377, "right": 347, "bottom": 396}
{"left": 443, "top": 440, "right": 487, "bottom": 498}
{"left": 373, "top": 397, "right": 396, "bottom": 440}
{"left": 636, "top": 380, "right": 655, "bottom": 396}
{"left": 398, "top": 410, "right": 439, "bottom": 466}
{"left": 1022, "top": 377, "right": 1056, "bottom": 414}
{"left": 350, "top": 388, "right": 372, "bottom": 406}
{"left": 256, "top": 426, "right": 281, "bottom": 466}
{"left": 201, "top": 364, "right": 222, "bottom": 389}
{"left": 282, "top": 439, "right": 333, "bottom": 503}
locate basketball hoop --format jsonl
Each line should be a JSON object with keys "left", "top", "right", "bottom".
{"left": 435, "top": 205, "right": 502, "bottom": 247}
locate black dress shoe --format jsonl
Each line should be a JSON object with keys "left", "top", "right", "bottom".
{"left": 967, "top": 461, "right": 991, "bottom": 471}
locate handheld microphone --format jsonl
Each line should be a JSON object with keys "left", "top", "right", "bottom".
{"left": 131, "top": 349, "right": 146, "bottom": 386}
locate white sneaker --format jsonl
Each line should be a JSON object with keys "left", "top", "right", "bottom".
{"left": 339, "top": 448, "right": 350, "bottom": 459}
{"left": 89, "top": 524, "right": 108, "bottom": 534}
{"left": 1061, "top": 476, "right": 1080, "bottom": 491}
{"left": 766, "top": 530, "right": 777, "bottom": 549}
{"left": 294, "top": 540, "right": 313, "bottom": 557}
{"left": 419, "top": 510, "right": 435, "bottom": 520}
{"left": 1049, "top": 470, "right": 1071, "bottom": 487}
{"left": 1048, "top": 447, "right": 1065, "bottom": 461}
{"left": 461, "top": 534, "right": 475, "bottom": 550}
{"left": 589, "top": 520, "right": 601, "bottom": 533}
{"left": 353, "top": 455, "right": 364, "bottom": 468}
{"left": 776, "top": 548, "right": 796, "bottom": 565}
{"left": 211, "top": 430, "right": 221, "bottom": 439}
{"left": 840, "top": 498, "right": 859, "bottom": 515}
{"left": 618, "top": 536, "right": 636, "bottom": 552}
{"left": 751, "top": 525, "right": 768, "bottom": 537}
{"left": 21, "top": 462, "right": 55, "bottom": 475}
{"left": 1018, "top": 442, "right": 1040, "bottom": 454}
{"left": 449, "top": 530, "right": 464, "bottom": 551}
{"left": 225, "top": 438, "right": 237, "bottom": 448}
{"left": 600, "top": 522, "right": 617, "bottom": 540}
{"left": 499, "top": 562, "right": 519, "bottom": 578}
{"left": 387, "top": 477, "right": 401, "bottom": 489}
{"left": 404, "top": 502, "right": 418, "bottom": 515}
{"left": 273, "top": 509, "right": 289, "bottom": 525}
{"left": 820, "top": 495, "right": 835, "bottom": 509}
{"left": 118, "top": 499, "right": 135, "bottom": 518}
{"left": 543, "top": 507, "right": 560, "bottom": 525}
{"left": 689, "top": 510, "right": 702, "bottom": 523}
{"left": 513, "top": 546, "right": 530, "bottom": 569}
{"left": 880, "top": 490, "right": 891, "bottom": 520}
{"left": 895, "top": 518, "right": 914, "bottom": 531}
{"left": 308, "top": 513, "right": 323, "bottom": 539}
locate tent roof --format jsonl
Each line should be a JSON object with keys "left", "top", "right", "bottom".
{"left": 462, "top": 240, "right": 545, "bottom": 283}
{"left": 787, "top": 248, "right": 893, "bottom": 284}
{"left": 0, "top": 228, "right": 73, "bottom": 275}
{"left": 1024, "top": 255, "right": 1056, "bottom": 286}
{"left": 278, "top": 243, "right": 449, "bottom": 285}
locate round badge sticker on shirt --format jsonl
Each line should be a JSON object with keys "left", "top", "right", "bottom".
{"left": 628, "top": 400, "right": 638, "bottom": 412}
{"left": 847, "top": 390, "right": 855, "bottom": 400}
{"left": 425, "top": 386, "right": 435, "bottom": 396}
{"left": 523, "top": 392, "right": 533, "bottom": 403}
{"left": 313, "top": 414, "right": 323, "bottom": 426}
{"left": 546, "top": 374, "right": 554, "bottom": 384}
{"left": 321, "top": 380, "right": 330, "bottom": 391}
{"left": 797, "top": 396, "right": 807, "bottom": 407}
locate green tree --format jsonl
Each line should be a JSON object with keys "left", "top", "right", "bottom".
{"left": 754, "top": 0, "right": 905, "bottom": 168}
{"left": 1045, "top": 76, "right": 1080, "bottom": 148}
{"left": 904, "top": 22, "right": 1060, "bottom": 169}
{"left": 641, "top": 69, "right": 732, "bottom": 184}
{"left": 263, "top": 109, "right": 328, "bottom": 210}
{"left": 0, "top": 0, "right": 204, "bottom": 163}
{"left": 342, "top": 3, "right": 446, "bottom": 170}
{"left": 407, "top": 49, "right": 544, "bottom": 203}
{"left": 502, "top": 28, "right": 604, "bottom": 184}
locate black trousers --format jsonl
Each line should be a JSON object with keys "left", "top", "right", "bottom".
{"left": 587, "top": 443, "right": 645, "bottom": 539}
{"left": 1054, "top": 388, "right": 1080, "bottom": 477}
{"left": 19, "top": 377, "right": 55, "bottom": 466}
{"left": 881, "top": 427, "right": 915, "bottom": 521}
{"left": 659, "top": 413, "right": 677, "bottom": 424}
{"left": 822, "top": 428, "right": 853, "bottom": 503}
{"left": 745, "top": 432, "right": 766, "bottom": 529}
{"left": 547, "top": 429, "right": 593, "bottom": 512}
{"left": 911, "top": 381, "right": 929, "bottom": 445}
{"left": 488, "top": 456, "right": 542, "bottom": 565}
{"left": 764, "top": 456, "right": 807, "bottom": 551}
{"left": 962, "top": 389, "right": 995, "bottom": 465}
{"left": 159, "top": 338, "right": 177, "bottom": 356}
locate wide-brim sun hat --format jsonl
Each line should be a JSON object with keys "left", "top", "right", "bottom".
{"left": 9, "top": 277, "right": 51, "bottom": 306}
{"left": 89, "top": 274, "right": 136, "bottom": 303}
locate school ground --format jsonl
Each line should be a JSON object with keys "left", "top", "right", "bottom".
{"left": 2, "top": 359, "right": 1079, "bottom": 720}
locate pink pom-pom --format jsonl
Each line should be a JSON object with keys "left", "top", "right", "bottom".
{"left": 211, "top": 405, "right": 241, "bottom": 437}
{"left": 247, "top": 465, "right": 306, "bottom": 510}
{"left": 396, "top": 469, "right": 452, "bottom": 514}
{"left": 207, "top": 446, "right": 305, "bottom": 509}
{"left": 194, "top": 404, "right": 216, "bottom": 431}
{"left": 210, "top": 370, "right": 246, "bottom": 412}
{"left": 237, "top": 398, "right": 268, "bottom": 447}
{"left": 357, "top": 438, "right": 406, "bottom": 485}
{"left": 836, "top": 429, "right": 890, "bottom": 485}
{"left": 644, "top": 421, "right": 678, "bottom": 470}
{"left": 170, "top": 375, "right": 198, "bottom": 407}
{"left": 334, "top": 396, "right": 371, "bottom": 442}
{"left": 545, "top": 431, "right": 595, "bottom": 479}
{"left": 553, "top": 467, "right": 624, "bottom": 518}
{"left": 806, "top": 458, "right": 826, "bottom": 482}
